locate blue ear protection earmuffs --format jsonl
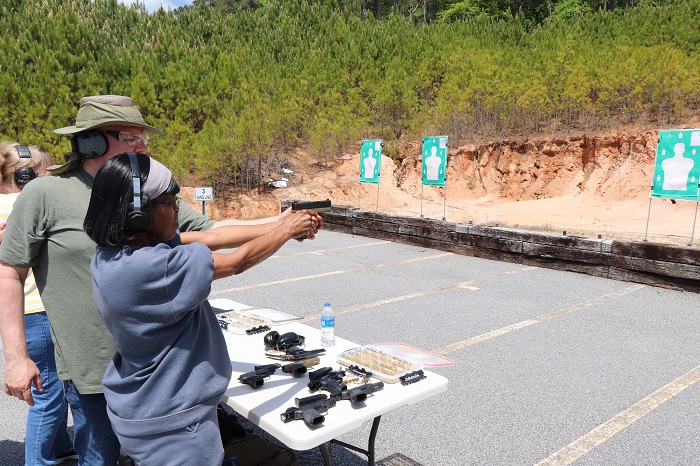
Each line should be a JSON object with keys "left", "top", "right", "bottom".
{"left": 124, "top": 152, "right": 151, "bottom": 234}
{"left": 14, "top": 145, "right": 37, "bottom": 188}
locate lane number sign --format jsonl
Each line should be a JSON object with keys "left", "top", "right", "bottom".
{"left": 195, "top": 187, "right": 213, "bottom": 201}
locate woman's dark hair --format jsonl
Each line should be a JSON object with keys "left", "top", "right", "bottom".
{"left": 165, "top": 176, "right": 180, "bottom": 196}
{"left": 84, "top": 153, "right": 151, "bottom": 247}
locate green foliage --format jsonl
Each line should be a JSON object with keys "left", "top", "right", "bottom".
{"left": 437, "top": 0, "right": 508, "bottom": 23}
{"left": 551, "top": 0, "right": 591, "bottom": 20}
{"left": 437, "top": 1, "right": 485, "bottom": 22}
{"left": 1, "top": 0, "right": 698, "bottom": 193}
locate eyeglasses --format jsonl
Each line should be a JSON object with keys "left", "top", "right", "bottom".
{"left": 102, "top": 130, "right": 149, "bottom": 147}
{"left": 151, "top": 197, "right": 180, "bottom": 209}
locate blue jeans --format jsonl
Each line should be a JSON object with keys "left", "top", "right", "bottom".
{"left": 25, "top": 312, "right": 72, "bottom": 465}
{"left": 63, "top": 381, "right": 121, "bottom": 466}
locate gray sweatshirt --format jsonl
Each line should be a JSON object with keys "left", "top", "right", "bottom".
{"left": 91, "top": 234, "right": 232, "bottom": 436}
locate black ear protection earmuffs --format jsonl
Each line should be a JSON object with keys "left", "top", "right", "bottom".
{"left": 124, "top": 152, "right": 151, "bottom": 235}
{"left": 264, "top": 331, "right": 306, "bottom": 352}
{"left": 14, "top": 145, "right": 37, "bottom": 188}
{"left": 70, "top": 130, "right": 109, "bottom": 159}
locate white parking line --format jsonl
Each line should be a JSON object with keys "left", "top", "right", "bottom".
{"left": 210, "top": 253, "right": 452, "bottom": 295}
{"left": 270, "top": 241, "right": 389, "bottom": 258}
{"left": 432, "top": 284, "right": 645, "bottom": 355}
{"left": 300, "top": 267, "right": 535, "bottom": 322}
{"left": 536, "top": 363, "right": 700, "bottom": 466}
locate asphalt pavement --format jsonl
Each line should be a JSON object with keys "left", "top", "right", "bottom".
{"left": 2, "top": 229, "right": 699, "bottom": 465}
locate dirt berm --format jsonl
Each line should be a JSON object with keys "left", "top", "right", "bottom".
{"left": 184, "top": 127, "right": 700, "bottom": 247}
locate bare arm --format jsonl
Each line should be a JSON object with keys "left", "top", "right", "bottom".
{"left": 0, "top": 261, "right": 41, "bottom": 406}
{"left": 211, "top": 210, "right": 321, "bottom": 280}
{"left": 0, "top": 219, "right": 6, "bottom": 244}
{"left": 211, "top": 207, "right": 292, "bottom": 228}
{"left": 180, "top": 221, "right": 282, "bottom": 251}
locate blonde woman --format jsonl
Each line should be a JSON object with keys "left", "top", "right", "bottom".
{"left": 0, "top": 142, "right": 76, "bottom": 465}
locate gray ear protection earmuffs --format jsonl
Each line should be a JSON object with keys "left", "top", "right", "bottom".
{"left": 124, "top": 152, "right": 151, "bottom": 234}
{"left": 71, "top": 131, "right": 108, "bottom": 159}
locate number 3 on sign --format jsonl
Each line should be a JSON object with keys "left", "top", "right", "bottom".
{"left": 194, "top": 187, "right": 213, "bottom": 201}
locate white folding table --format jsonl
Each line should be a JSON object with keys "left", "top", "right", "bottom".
{"left": 214, "top": 299, "right": 449, "bottom": 466}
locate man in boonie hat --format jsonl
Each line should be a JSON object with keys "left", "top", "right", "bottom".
{"left": 0, "top": 95, "right": 306, "bottom": 463}
{"left": 0, "top": 95, "right": 176, "bottom": 464}
{"left": 49, "top": 95, "right": 163, "bottom": 175}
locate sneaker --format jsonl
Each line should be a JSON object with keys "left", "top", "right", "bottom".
{"left": 55, "top": 448, "right": 79, "bottom": 464}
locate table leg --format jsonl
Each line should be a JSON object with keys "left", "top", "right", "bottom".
{"left": 329, "top": 415, "right": 382, "bottom": 466}
{"left": 367, "top": 415, "right": 381, "bottom": 465}
{"left": 319, "top": 442, "right": 333, "bottom": 466}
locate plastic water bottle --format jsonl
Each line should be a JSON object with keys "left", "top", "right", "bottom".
{"left": 320, "top": 302, "right": 336, "bottom": 347}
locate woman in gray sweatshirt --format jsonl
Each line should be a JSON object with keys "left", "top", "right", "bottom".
{"left": 84, "top": 152, "right": 321, "bottom": 465}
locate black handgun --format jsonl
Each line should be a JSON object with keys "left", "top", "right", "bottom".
{"left": 308, "top": 367, "right": 384, "bottom": 403}
{"left": 295, "top": 393, "right": 328, "bottom": 407}
{"left": 238, "top": 363, "right": 280, "bottom": 388}
{"left": 335, "top": 381, "right": 384, "bottom": 403}
{"left": 307, "top": 367, "right": 346, "bottom": 397}
{"left": 291, "top": 200, "right": 331, "bottom": 213}
{"left": 280, "top": 394, "right": 337, "bottom": 427}
{"left": 255, "top": 362, "right": 307, "bottom": 377}
{"left": 290, "top": 200, "right": 331, "bottom": 239}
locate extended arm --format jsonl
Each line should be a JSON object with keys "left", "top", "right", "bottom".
{"left": 0, "top": 261, "right": 41, "bottom": 406}
{"left": 211, "top": 207, "right": 292, "bottom": 228}
{"left": 180, "top": 222, "right": 282, "bottom": 251}
{"left": 211, "top": 210, "right": 321, "bottom": 280}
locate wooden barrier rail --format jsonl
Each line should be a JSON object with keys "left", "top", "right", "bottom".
{"left": 286, "top": 202, "right": 700, "bottom": 293}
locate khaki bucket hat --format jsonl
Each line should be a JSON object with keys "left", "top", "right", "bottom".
{"left": 54, "top": 95, "right": 164, "bottom": 135}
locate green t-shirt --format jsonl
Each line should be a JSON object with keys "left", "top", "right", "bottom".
{"left": 0, "top": 167, "right": 215, "bottom": 394}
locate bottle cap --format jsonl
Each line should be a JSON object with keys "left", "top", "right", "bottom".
{"left": 325, "top": 302, "right": 331, "bottom": 306}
